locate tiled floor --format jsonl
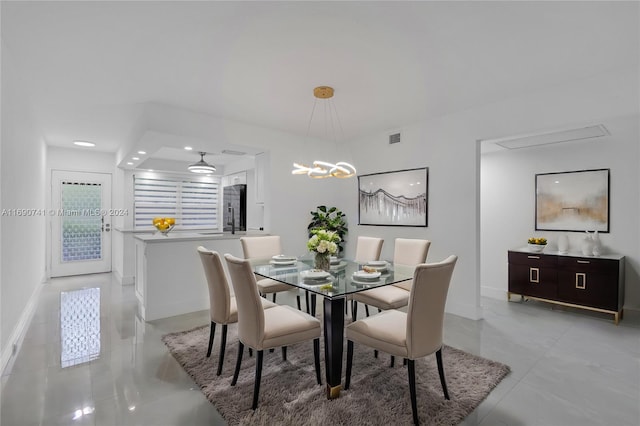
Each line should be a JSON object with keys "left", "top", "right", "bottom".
{"left": 1, "top": 273, "right": 639, "bottom": 425}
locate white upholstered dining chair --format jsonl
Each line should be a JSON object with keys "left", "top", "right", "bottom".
{"left": 354, "top": 236, "right": 384, "bottom": 263}
{"left": 197, "top": 247, "right": 276, "bottom": 375}
{"left": 240, "top": 236, "right": 302, "bottom": 309}
{"left": 224, "top": 254, "right": 322, "bottom": 410}
{"left": 345, "top": 255, "right": 458, "bottom": 425}
{"left": 351, "top": 238, "right": 430, "bottom": 320}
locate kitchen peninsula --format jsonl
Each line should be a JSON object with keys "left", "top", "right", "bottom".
{"left": 134, "top": 231, "right": 264, "bottom": 321}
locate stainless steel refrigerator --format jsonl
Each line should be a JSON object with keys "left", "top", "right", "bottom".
{"left": 223, "top": 184, "right": 246, "bottom": 233}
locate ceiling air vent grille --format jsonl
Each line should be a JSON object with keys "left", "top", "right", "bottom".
{"left": 389, "top": 133, "right": 401, "bottom": 144}
{"left": 493, "top": 125, "right": 609, "bottom": 150}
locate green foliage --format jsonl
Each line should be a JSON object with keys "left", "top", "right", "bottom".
{"left": 308, "top": 205, "right": 348, "bottom": 253}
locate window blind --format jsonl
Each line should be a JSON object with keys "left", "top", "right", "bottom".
{"left": 134, "top": 174, "right": 219, "bottom": 229}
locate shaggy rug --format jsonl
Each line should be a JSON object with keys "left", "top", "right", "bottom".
{"left": 162, "top": 324, "right": 510, "bottom": 425}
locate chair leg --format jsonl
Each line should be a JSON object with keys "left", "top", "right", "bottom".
{"left": 231, "top": 342, "right": 244, "bottom": 386}
{"left": 403, "top": 358, "right": 407, "bottom": 367}
{"left": 365, "top": 304, "right": 370, "bottom": 317}
{"left": 206, "top": 321, "right": 216, "bottom": 358}
{"left": 272, "top": 293, "right": 277, "bottom": 303}
{"left": 408, "top": 359, "right": 419, "bottom": 425}
{"left": 345, "top": 340, "right": 354, "bottom": 390}
{"left": 351, "top": 301, "right": 358, "bottom": 322}
{"left": 374, "top": 350, "right": 378, "bottom": 358}
{"left": 311, "top": 294, "right": 316, "bottom": 317}
{"left": 390, "top": 355, "right": 395, "bottom": 368}
{"left": 436, "top": 348, "right": 450, "bottom": 400}
{"left": 252, "top": 350, "right": 264, "bottom": 410}
{"left": 296, "top": 295, "right": 301, "bottom": 311}
{"left": 305, "top": 290, "right": 310, "bottom": 314}
{"left": 313, "top": 338, "right": 322, "bottom": 385}
{"left": 281, "top": 346, "right": 287, "bottom": 361}
{"left": 249, "top": 348, "right": 253, "bottom": 357}
{"left": 216, "top": 324, "right": 228, "bottom": 376}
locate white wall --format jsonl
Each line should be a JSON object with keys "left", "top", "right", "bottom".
{"left": 1, "top": 44, "right": 48, "bottom": 369}
{"left": 482, "top": 114, "right": 640, "bottom": 309}
{"left": 46, "top": 147, "right": 117, "bottom": 278}
{"left": 345, "top": 65, "right": 639, "bottom": 320}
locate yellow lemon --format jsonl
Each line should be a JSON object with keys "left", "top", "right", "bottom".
{"left": 166, "top": 217, "right": 175, "bottom": 226}
{"left": 152, "top": 217, "right": 163, "bottom": 225}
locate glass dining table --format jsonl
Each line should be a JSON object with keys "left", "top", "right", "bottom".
{"left": 253, "top": 256, "right": 414, "bottom": 399}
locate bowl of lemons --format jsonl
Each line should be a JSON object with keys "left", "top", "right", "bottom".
{"left": 527, "top": 237, "right": 547, "bottom": 252}
{"left": 153, "top": 217, "right": 176, "bottom": 235}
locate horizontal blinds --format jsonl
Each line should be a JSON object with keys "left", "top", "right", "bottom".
{"left": 134, "top": 175, "right": 219, "bottom": 229}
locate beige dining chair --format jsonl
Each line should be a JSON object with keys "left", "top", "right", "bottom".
{"left": 346, "top": 236, "right": 384, "bottom": 316}
{"left": 224, "top": 254, "right": 322, "bottom": 410}
{"left": 351, "top": 238, "right": 430, "bottom": 321}
{"left": 354, "top": 236, "right": 384, "bottom": 263}
{"left": 197, "top": 247, "right": 277, "bottom": 375}
{"left": 240, "top": 236, "right": 302, "bottom": 310}
{"left": 345, "top": 255, "right": 458, "bottom": 426}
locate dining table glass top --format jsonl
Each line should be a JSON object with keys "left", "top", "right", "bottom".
{"left": 252, "top": 256, "right": 414, "bottom": 300}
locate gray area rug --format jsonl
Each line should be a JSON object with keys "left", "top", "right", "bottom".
{"left": 162, "top": 324, "right": 510, "bottom": 425}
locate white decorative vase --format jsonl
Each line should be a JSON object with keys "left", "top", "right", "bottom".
{"left": 581, "top": 232, "right": 594, "bottom": 256}
{"left": 557, "top": 234, "right": 569, "bottom": 254}
{"left": 592, "top": 231, "right": 601, "bottom": 256}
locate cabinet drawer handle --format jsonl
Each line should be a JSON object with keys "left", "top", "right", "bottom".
{"left": 575, "top": 272, "right": 586, "bottom": 289}
{"left": 577, "top": 260, "right": 590, "bottom": 264}
{"left": 527, "top": 256, "right": 540, "bottom": 259}
{"left": 529, "top": 267, "right": 539, "bottom": 283}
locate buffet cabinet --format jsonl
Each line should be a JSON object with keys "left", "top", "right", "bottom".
{"left": 507, "top": 249, "right": 625, "bottom": 324}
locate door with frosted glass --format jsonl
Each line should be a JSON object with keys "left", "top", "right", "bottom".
{"left": 51, "top": 171, "right": 112, "bottom": 277}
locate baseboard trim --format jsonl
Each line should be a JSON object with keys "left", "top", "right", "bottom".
{"left": 481, "top": 286, "right": 507, "bottom": 301}
{"left": 113, "top": 270, "right": 134, "bottom": 286}
{"left": 446, "top": 300, "right": 484, "bottom": 321}
{"left": 1, "top": 280, "right": 44, "bottom": 375}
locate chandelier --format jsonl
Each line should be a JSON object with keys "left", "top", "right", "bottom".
{"left": 291, "top": 86, "right": 356, "bottom": 179}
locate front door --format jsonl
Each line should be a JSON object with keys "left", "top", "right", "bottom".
{"left": 51, "top": 170, "right": 112, "bottom": 277}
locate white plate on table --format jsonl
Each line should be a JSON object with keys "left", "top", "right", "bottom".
{"left": 330, "top": 256, "right": 340, "bottom": 264}
{"left": 272, "top": 254, "right": 297, "bottom": 261}
{"left": 351, "top": 278, "right": 383, "bottom": 286}
{"left": 330, "top": 261, "right": 347, "bottom": 270}
{"left": 352, "top": 270, "right": 381, "bottom": 281}
{"left": 366, "top": 260, "right": 387, "bottom": 267}
{"left": 270, "top": 259, "right": 297, "bottom": 266}
{"left": 300, "top": 270, "right": 332, "bottom": 280}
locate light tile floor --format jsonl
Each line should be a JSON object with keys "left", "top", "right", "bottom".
{"left": 1, "top": 273, "right": 639, "bottom": 425}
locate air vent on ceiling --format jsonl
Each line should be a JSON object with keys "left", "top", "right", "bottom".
{"left": 493, "top": 125, "right": 609, "bottom": 150}
{"left": 389, "top": 133, "right": 401, "bottom": 144}
{"left": 221, "top": 149, "right": 246, "bottom": 156}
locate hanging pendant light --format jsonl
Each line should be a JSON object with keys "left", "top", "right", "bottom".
{"left": 291, "top": 86, "right": 356, "bottom": 179}
{"left": 188, "top": 152, "right": 216, "bottom": 174}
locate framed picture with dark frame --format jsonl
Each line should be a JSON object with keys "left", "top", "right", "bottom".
{"left": 535, "top": 168, "right": 610, "bottom": 232}
{"left": 358, "top": 167, "right": 428, "bottom": 227}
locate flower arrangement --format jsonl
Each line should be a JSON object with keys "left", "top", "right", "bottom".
{"left": 307, "top": 229, "right": 341, "bottom": 255}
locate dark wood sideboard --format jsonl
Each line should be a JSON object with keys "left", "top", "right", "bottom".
{"left": 507, "top": 249, "right": 625, "bottom": 324}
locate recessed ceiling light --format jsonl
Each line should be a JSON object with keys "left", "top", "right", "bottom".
{"left": 132, "top": 157, "right": 139, "bottom": 160}
{"left": 184, "top": 146, "right": 193, "bottom": 151}
{"left": 126, "top": 162, "right": 133, "bottom": 165}
{"left": 138, "top": 151, "right": 146, "bottom": 155}
{"left": 73, "top": 141, "right": 95, "bottom": 147}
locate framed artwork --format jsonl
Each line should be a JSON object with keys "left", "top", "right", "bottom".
{"left": 358, "top": 167, "right": 428, "bottom": 227}
{"left": 535, "top": 168, "right": 610, "bottom": 232}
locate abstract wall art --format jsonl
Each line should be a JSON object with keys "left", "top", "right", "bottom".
{"left": 358, "top": 167, "right": 428, "bottom": 227}
{"left": 535, "top": 168, "right": 610, "bottom": 232}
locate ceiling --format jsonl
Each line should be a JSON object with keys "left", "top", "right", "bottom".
{"left": 1, "top": 1, "right": 638, "bottom": 168}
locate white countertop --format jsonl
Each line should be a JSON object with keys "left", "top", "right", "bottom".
{"left": 511, "top": 247, "right": 624, "bottom": 260}
{"left": 134, "top": 231, "right": 267, "bottom": 243}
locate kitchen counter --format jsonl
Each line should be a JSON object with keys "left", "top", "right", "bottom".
{"left": 134, "top": 231, "right": 268, "bottom": 321}
{"left": 134, "top": 230, "right": 266, "bottom": 243}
